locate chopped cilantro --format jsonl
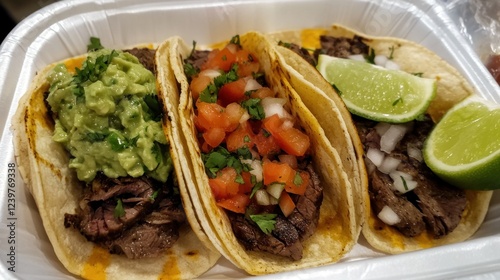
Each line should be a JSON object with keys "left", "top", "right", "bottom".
{"left": 85, "top": 132, "right": 107, "bottom": 142}
{"left": 143, "top": 94, "right": 163, "bottom": 121}
{"left": 412, "top": 72, "right": 424, "bottom": 77}
{"left": 87, "top": 37, "right": 104, "bottom": 52}
{"left": 235, "top": 174, "right": 244, "bottom": 184}
{"left": 241, "top": 98, "right": 265, "bottom": 120}
{"left": 293, "top": 172, "right": 303, "bottom": 186}
{"left": 277, "top": 40, "right": 292, "bottom": 48}
{"left": 365, "top": 48, "right": 376, "bottom": 64}
{"left": 229, "top": 35, "right": 241, "bottom": 46}
{"left": 249, "top": 181, "right": 263, "bottom": 199}
{"left": 236, "top": 146, "right": 253, "bottom": 160}
{"left": 199, "top": 84, "right": 218, "bottom": 103}
{"left": 262, "top": 129, "right": 271, "bottom": 138}
{"left": 400, "top": 176, "right": 408, "bottom": 191}
{"left": 202, "top": 147, "right": 251, "bottom": 178}
{"left": 250, "top": 214, "right": 277, "bottom": 234}
{"left": 114, "top": 199, "right": 125, "bottom": 218}
{"left": 150, "top": 190, "right": 159, "bottom": 201}
{"left": 184, "top": 63, "right": 199, "bottom": 79}
{"left": 72, "top": 50, "right": 119, "bottom": 96}
{"left": 106, "top": 132, "right": 134, "bottom": 151}
{"left": 244, "top": 135, "right": 251, "bottom": 143}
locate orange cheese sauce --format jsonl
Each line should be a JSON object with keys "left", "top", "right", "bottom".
{"left": 300, "top": 29, "right": 326, "bottom": 50}
{"left": 63, "top": 56, "right": 85, "bottom": 74}
{"left": 158, "top": 251, "right": 181, "bottom": 280}
{"left": 81, "top": 246, "right": 110, "bottom": 280}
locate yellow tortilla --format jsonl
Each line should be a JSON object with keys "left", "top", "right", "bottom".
{"left": 165, "top": 31, "right": 358, "bottom": 275}
{"left": 11, "top": 45, "right": 219, "bottom": 280}
{"left": 266, "top": 24, "right": 493, "bottom": 254}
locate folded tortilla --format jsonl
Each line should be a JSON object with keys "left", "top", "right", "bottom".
{"left": 164, "top": 31, "right": 358, "bottom": 275}
{"left": 266, "top": 24, "right": 493, "bottom": 254}
{"left": 11, "top": 44, "right": 219, "bottom": 280}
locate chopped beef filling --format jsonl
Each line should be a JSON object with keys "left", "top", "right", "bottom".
{"left": 228, "top": 164, "right": 323, "bottom": 261}
{"left": 64, "top": 175, "right": 186, "bottom": 259}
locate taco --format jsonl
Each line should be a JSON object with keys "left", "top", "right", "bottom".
{"left": 11, "top": 38, "right": 219, "bottom": 279}
{"left": 266, "top": 24, "right": 493, "bottom": 254}
{"left": 164, "top": 31, "right": 358, "bottom": 275}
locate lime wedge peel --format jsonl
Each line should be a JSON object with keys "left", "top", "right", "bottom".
{"left": 316, "top": 54, "right": 437, "bottom": 123}
{"left": 423, "top": 95, "right": 500, "bottom": 190}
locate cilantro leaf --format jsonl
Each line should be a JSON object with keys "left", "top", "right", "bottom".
{"left": 250, "top": 214, "right": 277, "bottom": 234}
{"left": 143, "top": 94, "right": 163, "bottom": 121}
{"left": 365, "top": 48, "right": 376, "bottom": 64}
{"left": 114, "top": 199, "right": 125, "bottom": 218}
{"left": 87, "top": 37, "right": 104, "bottom": 52}
{"left": 241, "top": 98, "right": 265, "bottom": 120}
{"left": 229, "top": 35, "right": 241, "bottom": 46}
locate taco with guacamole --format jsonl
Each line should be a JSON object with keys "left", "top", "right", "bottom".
{"left": 11, "top": 37, "right": 219, "bottom": 280}
{"left": 163, "top": 31, "right": 358, "bottom": 275}
{"left": 267, "top": 24, "right": 493, "bottom": 254}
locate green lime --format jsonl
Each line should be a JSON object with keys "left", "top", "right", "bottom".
{"left": 316, "top": 54, "right": 437, "bottom": 123}
{"left": 423, "top": 95, "right": 500, "bottom": 190}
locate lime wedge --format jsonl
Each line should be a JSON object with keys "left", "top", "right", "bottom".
{"left": 316, "top": 54, "right": 437, "bottom": 123}
{"left": 423, "top": 95, "right": 500, "bottom": 190}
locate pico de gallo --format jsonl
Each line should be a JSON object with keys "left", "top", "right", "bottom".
{"left": 183, "top": 35, "right": 319, "bottom": 238}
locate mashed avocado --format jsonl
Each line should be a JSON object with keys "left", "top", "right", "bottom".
{"left": 46, "top": 48, "right": 172, "bottom": 183}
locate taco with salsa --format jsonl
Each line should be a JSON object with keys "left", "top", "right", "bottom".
{"left": 11, "top": 38, "right": 219, "bottom": 279}
{"left": 267, "top": 24, "right": 493, "bottom": 254}
{"left": 163, "top": 31, "right": 358, "bottom": 275}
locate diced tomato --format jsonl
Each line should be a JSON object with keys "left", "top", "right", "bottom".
{"left": 235, "top": 50, "right": 260, "bottom": 77}
{"left": 254, "top": 129, "right": 281, "bottom": 156}
{"left": 279, "top": 191, "right": 296, "bottom": 217}
{"left": 200, "top": 140, "right": 211, "bottom": 153}
{"left": 262, "top": 160, "right": 295, "bottom": 186}
{"left": 217, "top": 193, "right": 251, "bottom": 214}
{"left": 190, "top": 75, "right": 211, "bottom": 101}
{"left": 203, "top": 127, "right": 226, "bottom": 148}
{"left": 239, "top": 171, "right": 254, "bottom": 194}
{"left": 225, "top": 102, "right": 246, "bottom": 131}
{"left": 285, "top": 171, "right": 308, "bottom": 195}
{"left": 202, "top": 46, "right": 237, "bottom": 72}
{"left": 262, "top": 114, "right": 310, "bottom": 156}
{"left": 209, "top": 167, "right": 240, "bottom": 200}
{"left": 250, "top": 87, "right": 275, "bottom": 99}
{"left": 226, "top": 121, "right": 255, "bottom": 152}
{"left": 196, "top": 102, "right": 230, "bottom": 131}
{"left": 275, "top": 126, "right": 310, "bottom": 157}
{"left": 218, "top": 78, "right": 247, "bottom": 106}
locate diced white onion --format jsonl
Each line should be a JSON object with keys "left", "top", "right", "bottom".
{"left": 261, "top": 97, "right": 288, "bottom": 119}
{"left": 380, "top": 124, "right": 408, "bottom": 153}
{"left": 374, "top": 55, "right": 388, "bottom": 67}
{"left": 377, "top": 205, "right": 401, "bottom": 225}
{"left": 384, "top": 60, "right": 401, "bottom": 70}
{"left": 269, "top": 196, "right": 279, "bottom": 205}
{"left": 226, "top": 43, "right": 238, "bottom": 54}
{"left": 266, "top": 183, "right": 285, "bottom": 199}
{"left": 199, "top": 69, "right": 221, "bottom": 80}
{"left": 239, "top": 111, "right": 250, "bottom": 123}
{"left": 407, "top": 144, "right": 423, "bottom": 162}
{"left": 348, "top": 54, "right": 366, "bottom": 62}
{"left": 389, "top": 171, "right": 417, "bottom": 193}
{"left": 244, "top": 78, "right": 262, "bottom": 92}
{"left": 366, "top": 148, "right": 385, "bottom": 167}
{"left": 241, "top": 159, "right": 263, "bottom": 182}
{"left": 255, "top": 189, "right": 271, "bottom": 205}
{"left": 281, "top": 119, "right": 294, "bottom": 130}
{"left": 374, "top": 122, "right": 391, "bottom": 136}
{"left": 378, "top": 156, "right": 401, "bottom": 174}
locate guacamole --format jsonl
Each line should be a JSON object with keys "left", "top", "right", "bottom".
{"left": 46, "top": 48, "right": 172, "bottom": 183}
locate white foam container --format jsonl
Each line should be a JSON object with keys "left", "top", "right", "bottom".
{"left": 1, "top": 0, "right": 499, "bottom": 279}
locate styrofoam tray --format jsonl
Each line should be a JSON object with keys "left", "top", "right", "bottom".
{"left": 1, "top": 0, "right": 499, "bottom": 279}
